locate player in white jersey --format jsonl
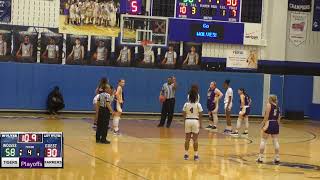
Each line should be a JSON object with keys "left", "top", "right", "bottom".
{"left": 86, "top": 2, "right": 94, "bottom": 24}
{"left": 93, "top": 40, "right": 108, "bottom": 63}
{"left": 69, "top": 3, "right": 76, "bottom": 24}
{"left": 107, "top": 1, "right": 116, "bottom": 27}
{"left": 100, "top": 4, "right": 108, "bottom": 26}
{"left": 183, "top": 88, "right": 203, "bottom": 161}
{"left": 79, "top": 2, "right": 87, "bottom": 25}
{"left": 112, "top": 79, "right": 125, "bottom": 135}
{"left": 93, "top": 0, "right": 101, "bottom": 25}
{"left": 16, "top": 35, "right": 33, "bottom": 59}
{"left": 67, "top": 38, "right": 84, "bottom": 63}
{"left": 223, "top": 80, "right": 233, "bottom": 134}
{"left": 117, "top": 46, "right": 131, "bottom": 65}
{"left": 161, "top": 45, "right": 177, "bottom": 68}
{"left": 183, "top": 46, "right": 199, "bottom": 66}
{"left": 42, "top": 38, "right": 59, "bottom": 61}
{"left": 0, "top": 34, "right": 7, "bottom": 56}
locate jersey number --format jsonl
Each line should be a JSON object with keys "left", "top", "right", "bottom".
{"left": 190, "top": 107, "right": 194, "bottom": 113}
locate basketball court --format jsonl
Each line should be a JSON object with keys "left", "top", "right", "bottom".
{"left": 0, "top": 113, "right": 319, "bottom": 180}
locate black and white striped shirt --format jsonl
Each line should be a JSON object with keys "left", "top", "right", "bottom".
{"left": 162, "top": 83, "right": 176, "bottom": 99}
{"left": 98, "top": 92, "right": 111, "bottom": 108}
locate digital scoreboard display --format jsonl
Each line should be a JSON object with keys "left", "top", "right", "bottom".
{"left": 120, "top": 0, "right": 142, "bottom": 14}
{"left": 1, "top": 132, "right": 63, "bottom": 168}
{"left": 176, "top": 0, "right": 241, "bottom": 22}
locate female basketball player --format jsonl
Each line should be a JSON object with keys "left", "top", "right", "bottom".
{"left": 187, "top": 84, "right": 200, "bottom": 103}
{"left": 231, "top": 88, "right": 251, "bottom": 136}
{"left": 223, "top": 80, "right": 233, "bottom": 134}
{"left": 205, "top": 81, "right": 223, "bottom": 131}
{"left": 257, "top": 95, "right": 281, "bottom": 164}
{"left": 113, "top": 79, "right": 125, "bottom": 135}
{"left": 183, "top": 88, "right": 203, "bottom": 161}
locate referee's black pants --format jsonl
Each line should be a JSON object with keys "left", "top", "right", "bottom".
{"left": 159, "top": 98, "right": 175, "bottom": 127}
{"left": 96, "top": 107, "right": 110, "bottom": 142}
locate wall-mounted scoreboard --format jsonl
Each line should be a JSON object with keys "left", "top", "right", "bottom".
{"left": 120, "top": 0, "right": 142, "bottom": 14}
{"left": 1, "top": 132, "right": 63, "bottom": 168}
{"left": 176, "top": 0, "right": 241, "bottom": 22}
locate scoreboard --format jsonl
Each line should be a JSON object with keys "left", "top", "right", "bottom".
{"left": 120, "top": 0, "right": 142, "bottom": 14}
{"left": 176, "top": 0, "right": 241, "bottom": 22}
{"left": 1, "top": 132, "right": 63, "bottom": 168}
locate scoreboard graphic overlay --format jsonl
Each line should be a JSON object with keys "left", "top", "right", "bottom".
{"left": 175, "top": 0, "right": 241, "bottom": 22}
{"left": 1, "top": 132, "right": 63, "bottom": 168}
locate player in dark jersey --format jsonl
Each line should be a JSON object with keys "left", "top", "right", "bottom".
{"left": 231, "top": 88, "right": 251, "bottom": 136}
{"left": 96, "top": 84, "right": 113, "bottom": 144}
{"left": 112, "top": 79, "right": 125, "bottom": 135}
{"left": 205, "top": 82, "right": 223, "bottom": 131}
{"left": 257, "top": 95, "right": 281, "bottom": 164}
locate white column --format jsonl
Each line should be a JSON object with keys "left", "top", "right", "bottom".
{"left": 313, "top": 76, "right": 320, "bottom": 104}
{"left": 262, "top": 74, "right": 271, "bottom": 115}
{"left": 145, "top": 0, "right": 151, "bottom": 15}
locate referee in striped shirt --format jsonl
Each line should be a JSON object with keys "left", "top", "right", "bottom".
{"left": 158, "top": 76, "right": 177, "bottom": 128}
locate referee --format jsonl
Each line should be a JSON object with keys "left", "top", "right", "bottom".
{"left": 158, "top": 76, "right": 177, "bottom": 128}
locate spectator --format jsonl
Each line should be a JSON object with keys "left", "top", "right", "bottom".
{"left": 182, "top": 46, "right": 200, "bottom": 70}
{"left": 161, "top": 45, "right": 177, "bottom": 69}
{"left": 47, "top": 86, "right": 65, "bottom": 115}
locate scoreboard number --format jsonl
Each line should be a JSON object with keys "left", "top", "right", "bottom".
{"left": 192, "top": 7, "right": 197, "bottom": 14}
{"left": 5, "top": 148, "right": 15, "bottom": 157}
{"left": 46, "top": 148, "right": 58, "bottom": 157}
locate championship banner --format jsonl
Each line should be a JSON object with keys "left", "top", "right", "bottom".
{"left": 0, "top": 0, "right": 11, "bottom": 22}
{"left": 313, "top": 0, "right": 320, "bottom": 31}
{"left": 226, "top": 50, "right": 258, "bottom": 70}
{"left": 289, "top": 13, "right": 308, "bottom": 46}
{"left": 288, "top": 0, "right": 312, "bottom": 12}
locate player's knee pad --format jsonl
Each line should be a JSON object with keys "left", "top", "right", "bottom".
{"left": 260, "top": 138, "right": 267, "bottom": 149}
{"left": 273, "top": 138, "right": 280, "bottom": 150}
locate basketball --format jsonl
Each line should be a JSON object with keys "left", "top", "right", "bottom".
{"left": 159, "top": 95, "right": 166, "bottom": 103}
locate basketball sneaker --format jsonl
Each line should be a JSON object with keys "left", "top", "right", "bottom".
{"left": 113, "top": 130, "right": 121, "bottom": 136}
{"left": 230, "top": 131, "right": 239, "bottom": 137}
{"left": 256, "top": 156, "right": 263, "bottom": 163}
{"left": 100, "top": 140, "right": 111, "bottom": 144}
{"left": 242, "top": 131, "right": 249, "bottom": 136}
{"left": 205, "top": 125, "right": 213, "bottom": 130}
{"left": 211, "top": 126, "right": 218, "bottom": 131}
{"left": 194, "top": 155, "right": 199, "bottom": 161}
{"left": 274, "top": 156, "right": 280, "bottom": 164}
{"left": 184, "top": 154, "right": 189, "bottom": 160}
{"left": 223, "top": 129, "right": 232, "bottom": 135}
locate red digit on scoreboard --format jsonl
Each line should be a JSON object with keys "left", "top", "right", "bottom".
{"left": 131, "top": 0, "right": 138, "bottom": 13}
{"left": 226, "top": 0, "right": 237, "bottom": 7}
{"left": 46, "top": 148, "right": 58, "bottom": 157}
{"left": 180, "top": 6, "right": 187, "bottom": 15}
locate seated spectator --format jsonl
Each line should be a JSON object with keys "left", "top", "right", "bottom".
{"left": 138, "top": 44, "right": 155, "bottom": 68}
{"left": 182, "top": 46, "right": 201, "bottom": 70}
{"left": 116, "top": 46, "right": 131, "bottom": 66}
{"left": 91, "top": 40, "right": 109, "bottom": 66}
{"left": 161, "top": 45, "right": 177, "bottom": 69}
{"left": 47, "top": 86, "right": 65, "bottom": 115}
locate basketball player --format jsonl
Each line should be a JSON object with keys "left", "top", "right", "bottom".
{"left": 75, "top": 3, "right": 81, "bottom": 25}
{"left": 86, "top": 2, "right": 94, "bottom": 24}
{"left": 140, "top": 45, "right": 154, "bottom": 66}
{"left": 205, "top": 82, "right": 223, "bottom": 131}
{"left": 161, "top": 45, "right": 177, "bottom": 68}
{"left": 223, "top": 80, "right": 233, "bottom": 134}
{"left": 100, "top": 4, "right": 108, "bottom": 26}
{"left": 0, "top": 34, "right": 7, "bottom": 56}
{"left": 117, "top": 46, "right": 131, "bottom": 66}
{"left": 231, "top": 88, "right": 252, "bottom": 136}
{"left": 183, "top": 46, "right": 199, "bottom": 66}
{"left": 257, "top": 95, "right": 281, "bottom": 164}
{"left": 183, "top": 88, "right": 203, "bottom": 161}
{"left": 80, "top": 2, "right": 87, "bottom": 25}
{"left": 42, "top": 38, "right": 59, "bottom": 62}
{"left": 92, "top": 40, "right": 108, "bottom": 65}
{"left": 93, "top": 0, "right": 101, "bottom": 25}
{"left": 67, "top": 38, "right": 84, "bottom": 63}
{"left": 16, "top": 35, "right": 33, "bottom": 60}
{"left": 113, "top": 79, "right": 125, "bottom": 135}
{"left": 96, "top": 84, "right": 113, "bottom": 144}
{"left": 69, "top": 3, "right": 76, "bottom": 24}
{"left": 187, "top": 84, "right": 200, "bottom": 103}
{"left": 63, "top": 2, "right": 70, "bottom": 24}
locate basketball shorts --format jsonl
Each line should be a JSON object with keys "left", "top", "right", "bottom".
{"left": 113, "top": 101, "right": 123, "bottom": 113}
{"left": 263, "top": 120, "right": 279, "bottom": 135}
{"left": 185, "top": 120, "right": 200, "bottom": 134}
{"left": 224, "top": 103, "right": 232, "bottom": 112}
{"left": 240, "top": 106, "right": 250, "bottom": 116}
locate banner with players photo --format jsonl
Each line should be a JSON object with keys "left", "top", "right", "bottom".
{"left": 313, "top": 0, "right": 320, "bottom": 31}
{"left": 289, "top": 13, "right": 308, "bottom": 46}
{"left": 13, "top": 31, "right": 38, "bottom": 63}
{"left": 90, "top": 36, "right": 111, "bottom": 66}
{"left": 0, "top": 0, "right": 11, "bottom": 22}
{"left": 0, "top": 30, "right": 11, "bottom": 61}
{"left": 59, "top": 0, "right": 120, "bottom": 37}
{"left": 226, "top": 49, "right": 258, "bottom": 70}
{"left": 181, "top": 42, "right": 202, "bottom": 70}
{"left": 40, "top": 33, "right": 63, "bottom": 64}
{"left": 66, "top": 34, "right": 88, "bottom": 65}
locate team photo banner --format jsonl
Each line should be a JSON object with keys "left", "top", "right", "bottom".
{"left": 288, "top": 0, "right": 312, "bottom": 12}
{"left": 0, "top": 0, "right": 11, "bottom": 22}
